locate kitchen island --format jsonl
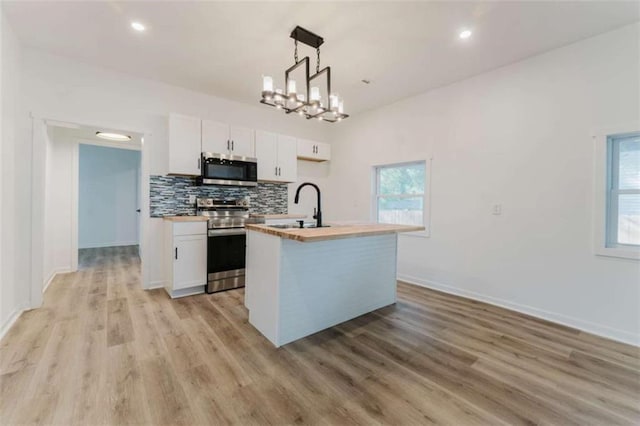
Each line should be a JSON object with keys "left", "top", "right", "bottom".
{"left": 244, "top": 222, "right": 424, "bottom": 347}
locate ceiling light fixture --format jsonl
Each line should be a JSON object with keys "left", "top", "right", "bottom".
{"left": 260, "top": 26, "right": 348, "bottom": 123}
{"left": 459, "top": 29, "right": 472, "bottom": 39}
{"left": 96, "top": 131, "right": 132, "bottom": 141}
{"left": 131, "top": 21, "right": 146, "bottom": 32}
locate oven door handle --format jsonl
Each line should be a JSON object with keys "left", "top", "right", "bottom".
{"left": 208, "top": 229, "right": 246, "bottom": 237}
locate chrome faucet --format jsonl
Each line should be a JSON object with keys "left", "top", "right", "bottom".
{"left": 294, "top": 182, "right": 322, "bottom": 228}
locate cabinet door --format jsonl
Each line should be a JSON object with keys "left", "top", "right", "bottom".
{"left": 296, "top": 138, "right": 316, "bottom": 160}
{"left": 169, "top": 114, "right": 202, "bottom": 175}
{"left": 276, "top": 135, "right": 298, "bottom": 183}
{"left": 173, "top": 234, "right": 207, "bottom": 290}
{"left": 297, "top": 139, "right": 330, "bottom": 162}
{"left": 255, "top": 130, "right": 278, "bottom": 181}
{"left": 229, "top": 126, "right": 255, "bottom": 158}
{"left": 202, "top": 119, "right": 230, "bottom": 154}
{"left": 314, "top": 142, "right": 331, "bottom": 161}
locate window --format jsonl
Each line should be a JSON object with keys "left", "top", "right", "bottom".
{"left": 606, "top": 133, "right": 640, "bottom": 248}
{"left": 374, "top": 161, "right": 428, "bottom": 229}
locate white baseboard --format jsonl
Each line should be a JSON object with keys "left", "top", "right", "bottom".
{"left": 79, "top": 241, "right": 139, "bottom": 249}
{"left": 0, "top": 303, "right": 29, "bottom": 342}
{"left": 397, "top": 274, "right": 640, "bottom": 347}
{"left": 147, "top": 280, "right": 165, "bottom": 290}
{"left": 43, "top": 267, "right": 73, "bottom": 294}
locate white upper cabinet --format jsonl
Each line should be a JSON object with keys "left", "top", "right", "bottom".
{"left": 229, "top": 126, "right": 255, "bottom": 158}
{"left": 255, "top": 131, "right": 297, "bottom": 183}
{"left": 201, "top": 119, "right": 230, "bottom": 154}
{"left": 202, "top": 119, "right": 255, "bottom": 158}
{"left": 169, "top": 113, "right": 202, "bottom": 176}
{"left": 276, "top": 135, "right": 298, "bottom": 182}
{"left": 297, "top": 139, "right": 331, "bottom": 162}
{"left": 255, "top": 131, "right": 278, "bottom": 181}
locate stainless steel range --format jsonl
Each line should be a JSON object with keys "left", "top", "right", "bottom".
{"left": 197, "top": 197, "right": 257, "bottom": 293}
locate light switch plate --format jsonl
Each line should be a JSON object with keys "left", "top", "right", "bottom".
{"left": 189, "top": 195, "right": 196, "bottom": 204}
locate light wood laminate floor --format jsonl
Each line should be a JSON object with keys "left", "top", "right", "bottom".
{"left": 1, "top": 246, "right": 639, "bottom": 425}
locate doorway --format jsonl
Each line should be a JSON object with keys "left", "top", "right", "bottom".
{"left": 77, "top": 144, "right": 141, "bottom": 269}
{"left": 42, "top": 123, "right": 144, "bottom": 282}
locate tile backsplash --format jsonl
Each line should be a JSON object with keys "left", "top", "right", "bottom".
{"left": 150, "top": 175, "right": 288, "bottom": 217}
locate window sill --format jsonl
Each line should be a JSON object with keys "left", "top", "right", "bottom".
{"left": 595, "top": 247, "right": 640, "bottom": 261}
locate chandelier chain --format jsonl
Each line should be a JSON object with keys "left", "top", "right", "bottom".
{"left": 294, "top": 39, "right": 299, "bottom": 63}
{"left": 316, "top": 47, "right": 320, "bottom": 73}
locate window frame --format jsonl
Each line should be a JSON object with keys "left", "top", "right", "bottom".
{"left": 372, "top": 159, "right": 431, "bottom": 238}
{"left": 594, "top": 124, "right": 640, "bottom": 260}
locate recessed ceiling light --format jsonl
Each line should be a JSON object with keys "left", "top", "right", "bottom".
{"left": 459, "top": 29, "right": 472, "bottom": 40}
{"left": 131, "top": 21, "right": 145, "bottom": 32}
{"left": 96, "top": 132, "right": 132, "bottom": 141}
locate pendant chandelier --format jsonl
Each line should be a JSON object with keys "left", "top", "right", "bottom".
{"left": 260, "top": 26, "right": 349, "bottom": 123}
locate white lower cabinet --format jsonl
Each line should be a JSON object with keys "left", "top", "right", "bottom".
{"left": 164, "top": 221, "right": 207, "bottom": 298}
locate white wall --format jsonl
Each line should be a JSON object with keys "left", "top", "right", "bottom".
{"left": 287, "top": 160, "right": 332, "bottom": 219}
{"left": 0, "top": 8, "right": 30, "bottom": 337}
{"left": 0, "top": 7, "right": 31, "bottom": 336}
{"left": 21, "top": 47, "right": 332, "bottom": 289}
{"left": 78, "top": 144, "right": 141, "bottom": 249}
{"left": 326, "top": 23, "right": 640, "bottom": 345}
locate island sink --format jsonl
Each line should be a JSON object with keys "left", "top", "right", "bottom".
{"left": 266, "top": 223, "right": 331, "bottom": 229}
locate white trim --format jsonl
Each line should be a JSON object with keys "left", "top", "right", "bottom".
{"left": 371, "top": 158, "right": 432, "bottom": 237}
{"left": 398, "top": 273, "right": 640, "bottom": 347}
{"left": 0, "top": 304, "right": 29, "bottom": 342}
{"left": 140, "top": 134, "right": 151, "bottom": 289}
{"left": 592, "top": 123, "right": 640, "bottom": 261}
{"left": 30, "top": 118, "right": 46, "bottom": 309}
{"left": 79, "top": 241, "right": 139, "bottom": 249}
{"left": 148, "top": 281, "right": 165, "bottom": 290}
{"left": 71, "top": 143, "right": 79, "bottom": 272}
{"left": 43, "top": 267, "right": 72, "bottom": 294}
{"left": 30, "top": 112, "right": 153, "bottom": 306}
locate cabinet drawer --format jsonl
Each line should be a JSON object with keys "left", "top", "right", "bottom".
{"left": 173, "top": 221, "right": 207, "bottom": 236}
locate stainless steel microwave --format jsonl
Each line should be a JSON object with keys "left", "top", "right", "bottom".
{"left": 198, "top": 152, "right": 258, "bottom": 187}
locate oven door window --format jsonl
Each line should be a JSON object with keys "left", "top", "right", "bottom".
{"left": 205, "top": 162, "right": 247, "bottom": 181}
{"left": 208, "top": 234, "right": 246, "bottom": 273}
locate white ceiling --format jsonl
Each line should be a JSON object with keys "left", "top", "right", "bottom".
{"left": 4, "top": 1, "right": 639, "bottom": 114}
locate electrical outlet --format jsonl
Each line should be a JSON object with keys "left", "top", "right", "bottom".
{"left": 189, "top": 195, "right": 196, "bottom": 204}
{"left": 492, "top": 204, "right": 502, "bottom": 215}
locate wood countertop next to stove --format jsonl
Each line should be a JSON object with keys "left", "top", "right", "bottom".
{"left": 245, "top": 223, "right": 424, "bottom": 242}
{"left": 162, "top": 216, "right": 209, "bottom": 222}
{"left": 249, "top": 214, "right": 307, "bottom": 219}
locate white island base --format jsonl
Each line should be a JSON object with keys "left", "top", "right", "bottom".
{"left": 245, "top": 229, "right": 399, "bottom": 347}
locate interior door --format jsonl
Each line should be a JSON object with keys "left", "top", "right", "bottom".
{"left": 201, "top": 119, "right": 230, "bottom": 154}
{"left": 255, "top": 130, "right": 278, "bottom": 181}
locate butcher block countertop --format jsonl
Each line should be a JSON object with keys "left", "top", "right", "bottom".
{"left": 249, "top": 214, "right": 307, "bottom": 219}
{"left": 162, "top": 216, "right": 208, "bottom": 222}
{"left": 245, "top": 223, "right": 424, "bottom": 242}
